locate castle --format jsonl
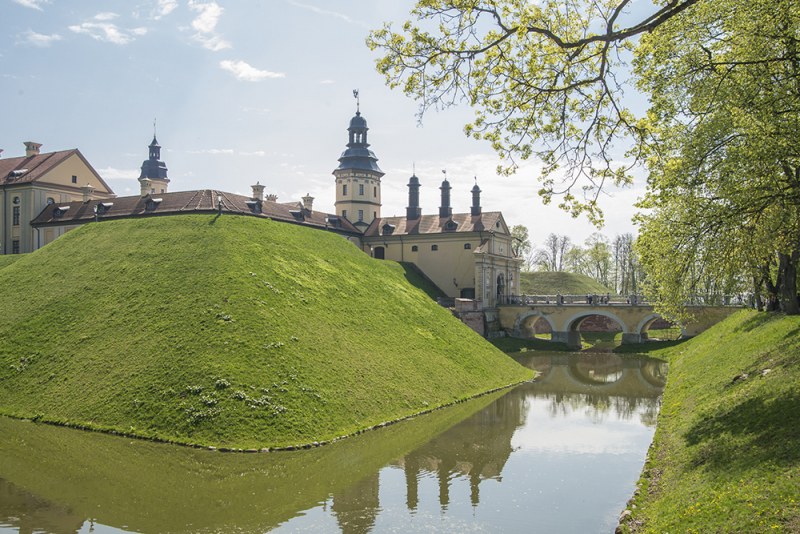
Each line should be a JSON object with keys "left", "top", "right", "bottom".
{"left": 0, "top": 107, "right": 521, "bottom": 307}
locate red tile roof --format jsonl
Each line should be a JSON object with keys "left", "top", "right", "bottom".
{"left": 362, "top": 212, "right": 504, "bottom": 237}
{"left": 0, "top": 149, "right": 114, "bottom": 195}
{"left": 30, "top": 189, "right": 361, "bottom": 234}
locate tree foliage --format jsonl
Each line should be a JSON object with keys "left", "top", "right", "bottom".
{"left": 633, "top": 0, "right": 800, "bottom": 318}
{"left": 367, "top": 0, "right": 701, "bottom": 224}
{"left": 510, "top": 224, "right": 532, "bottom": 265}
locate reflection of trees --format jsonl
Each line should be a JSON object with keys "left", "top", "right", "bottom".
{"left": 540, "top": 392, "right": 662, "bottom": 424}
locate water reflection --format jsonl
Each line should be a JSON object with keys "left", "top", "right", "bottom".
{"left": 1, "top": 353, "right": 666, "bottom": 534}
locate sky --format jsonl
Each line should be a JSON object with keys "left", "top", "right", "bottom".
{"left": 1, "top": 0, "right": 648, "bottom": 251}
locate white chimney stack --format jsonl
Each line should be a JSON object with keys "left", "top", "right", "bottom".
{"left": 24, "top": 142, "right": 42, "bottom": 157}
{"left": 82, "top": 183, "right": 95, "bottom": 203}
{"left": 302, "top": 193, "right": 314, "bottom": 212}
{"left": 251, "top": 181, "right": 265, "bottom": 201}
{"left": 140, "top": 178, "right": 153, "bottom": 197}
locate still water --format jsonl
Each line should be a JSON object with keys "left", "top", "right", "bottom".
{"left": 0, "top": 352, "right": 666, "bottom": 534}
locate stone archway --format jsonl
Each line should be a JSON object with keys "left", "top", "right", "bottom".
{"left": 636, "top": 313, "right": 687, "bottom": 340}
{"left": 512, "top": 311, "right": 557, "bottom": 339}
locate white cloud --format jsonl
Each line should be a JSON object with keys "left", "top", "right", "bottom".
{"left": 17, "top": 29, "right": 62, "bottom": 47}
{"left": 11, "top": 0, "right": 49, "bottom": 10}
{"left": 69, "top": 17, "right": 147, "bottom": 45}
{"left": 286, "top": 1, "right": 370, "bottom": 28}
{"left": 319, "top": 79, "right": 334, "bottom": 84}
{"left": 98, "top": 167, "right": 139, "bottom": 179}
{"left": 220, "top": 60, "right": 285, "bottom": 81}
{"left": 187, "top": 149, "right": 234, "bottom": 154}
{"left": 239, "top": 151, "right": 265, "bottom": 156}
{"left": 242, "top": 106, "right": 270, "bottom": 114}
{"left": 187, "top": 1, "right": 231, "bottom": 50}
{"left": 155, "top": 0, "right": 178, "bottom": 19}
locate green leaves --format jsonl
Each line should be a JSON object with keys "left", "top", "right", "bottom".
{"left": 367, "top": 0, "right": 701, "bottom": 222}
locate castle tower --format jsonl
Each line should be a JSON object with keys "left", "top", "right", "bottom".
{"left": 138, "top": 136, "right": 170, "bottom": 195}
{"left": 333, "top": 106, "right": 384, "bottom": 228}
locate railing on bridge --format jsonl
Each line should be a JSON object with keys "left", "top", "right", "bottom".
{"left": 501, "top": 294, "right": 747, "bottom": 307}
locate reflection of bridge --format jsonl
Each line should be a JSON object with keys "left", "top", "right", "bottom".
{"left": 518, "top": 353, "right": 667, "bottom": 398}
{"left": 499, "top": 304, "right": 740, "bottom": 350}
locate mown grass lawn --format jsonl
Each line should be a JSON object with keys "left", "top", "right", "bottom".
{"left": 617, "top": 310, "right": 800, "bottom": 533}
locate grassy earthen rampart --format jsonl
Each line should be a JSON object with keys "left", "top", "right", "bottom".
{"left": 0, "top": 214, "right": 531, "bottom": 448}
{"left": 618, "top": 310, "right": 799, "bottom": 533}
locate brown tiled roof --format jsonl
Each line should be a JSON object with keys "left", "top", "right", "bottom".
{"left": 30, "top": 189, "right": 362, "bottom": 234}
{"left": 0, "top": 149, "right": 114, "bottom": 194}
{"left": 362, "top": 212, "right": 504, "bottom": 237}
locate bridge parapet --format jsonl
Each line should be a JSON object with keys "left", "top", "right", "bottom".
{"left": 499, "top": 303, "right": 742, "bottom": 350}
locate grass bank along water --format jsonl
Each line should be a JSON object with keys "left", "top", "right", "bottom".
{"left": 0, "top": 214, "right": 532, "bottom": 449}
{"left": 617, "top": 310, "right": 800, "bottom": 533}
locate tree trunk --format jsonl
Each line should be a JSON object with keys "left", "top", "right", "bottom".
{"left": 778, "top": 250, "right": 800, "bottom": 315}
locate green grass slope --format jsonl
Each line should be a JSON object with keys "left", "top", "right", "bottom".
{"left": 0, "top": 214, "right": 531, "bottom": 448}
{"left": 0, "top": 255, "right": 22, "bottom": 270}
{"left": 519, "top": 271, "right": 613, "bottom": 295}
{"left": 619, "top": 311, "right": 800, "bottom": 533}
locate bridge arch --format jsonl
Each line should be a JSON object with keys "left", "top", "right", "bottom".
{"left": 513, "top": 311, "right": 557, "bottom": 337}
{"left": 563, "top": 311, "right": 628, "bottom": 334}
{"left": 635, "top": 313, "right": 687, "bottom": 339}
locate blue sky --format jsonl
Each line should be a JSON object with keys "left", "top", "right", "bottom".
{"left": 1, "top": 0, "right": 644, "bottom": 250}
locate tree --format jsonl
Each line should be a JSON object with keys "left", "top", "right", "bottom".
{"left": 533, "top": 233, "right": 572, "bottom": 271}
{"left": 510, "top": 224, "right": 533, "bottom": 267}
{"left": 368, "top": 0, "right": 702, "bottom": 224}
{"left": 633, "top": 0, "right": 800, "bottom": 317}
{"left": 583, "top": 233, "right": 612, "bottom": 287}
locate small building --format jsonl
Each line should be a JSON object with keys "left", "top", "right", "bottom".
{"left": 0, "top": 142, "right": 115, "bottom": 255}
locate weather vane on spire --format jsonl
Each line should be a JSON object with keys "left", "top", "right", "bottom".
{"left": 353, "top": 89, "right": 359, "bottom": 112}
{"left": 153, "top": 118, "right": 157, "bottom": 138}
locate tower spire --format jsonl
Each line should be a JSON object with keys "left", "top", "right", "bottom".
{"left": 353, "top": 89, "right": 360, "bottom": 113}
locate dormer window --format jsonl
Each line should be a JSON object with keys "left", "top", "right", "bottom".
{"left": 96, "top": 202, "right": 114, "bottom": 215}
{"left": 327, "top": 217, "right": 342, "bottom": 228}
{"left": 289, "top": 210, "right": 305, "bottom": 222}
{"left": 444, "top": 219, "right": 458, "bottom": 231}
{"left": 145, "top": 198, "right": 162, "bottom": 211}
{"left": 245, "top": 200, "right": 262, "bottom": 214}
{"left": 382, "top": 223, "right": 395, "bottom": 235}
{"left": 53, "top": 205, "right": 70, "bottom": 218}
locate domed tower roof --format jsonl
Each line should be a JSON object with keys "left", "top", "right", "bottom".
{"left": 336, "top": 110, "right": 384, "bottom": 175}
{"left": 139, "top": 136, "right": 169, "bottom": 180}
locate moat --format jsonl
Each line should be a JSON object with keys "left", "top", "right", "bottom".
{"left": 0, "top": 352, "right": 667, "bottom": 534}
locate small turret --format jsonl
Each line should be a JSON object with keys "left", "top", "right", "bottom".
{"left": 406, "top": 174, "right": 421, "bottom": 221}
{"left": 471, "top": 180, "right": 482, "bottom": 216}
{"left": 439, "top": 178, "right": 452, "bottom": 218}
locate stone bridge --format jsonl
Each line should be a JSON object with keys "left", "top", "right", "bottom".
{"left": 498, "top": 303, "right": 741, "bottom": 351}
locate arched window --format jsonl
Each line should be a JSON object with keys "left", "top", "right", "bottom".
{"left": 411, "top": 245, "right": 418, "bottom": 252}
{"left": 431, "top": 244, "right": 438, "bottom": 251}
{"left": 464, "top": 243, "right": 472, "bottom": 250}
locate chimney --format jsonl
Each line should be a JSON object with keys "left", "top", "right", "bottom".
{"left": 0, "top": 149, "right": 4, "bottom": 158}
{"left": 140, "top": 178, "right": 153, "bottom": 197}
{"left": 439, "top": 179, "right": 452, "bottom": 218}
{"left": 251, "top": 181, "right": 265, "bottom": 201}
{"left": 302, "top": 193, "right": 314, "bottom": 211}
{"left": 82, "top": 183, "right": 95, "bottom": 203}
{"left": 406, "top": 174, "right": 421, "bottom": 221}
{"left": 24, "top": 142, "right": 42, "bottom": 157}
{"left": 265, "top": 193, "right": 278, "bottom": 202}
{"left": 471, "top": 182, "right": 482, "bottom": 216}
